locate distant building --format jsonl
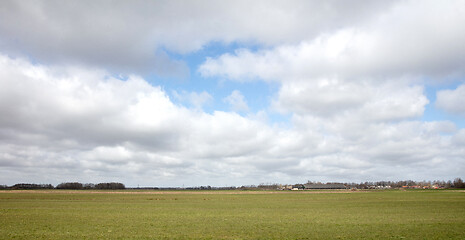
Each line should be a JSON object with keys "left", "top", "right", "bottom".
{"left": 279, "top": 185, "right": 294, "bottom": 190}
{"left": 303, "top": 183, "right": 347, "bottom": 189}
{"left": 292, "top": 184, "right": 305, "bottom": 190}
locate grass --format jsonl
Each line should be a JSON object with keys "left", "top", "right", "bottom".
{"left": 0, "top": 190, "right": 464, "bottom": 239}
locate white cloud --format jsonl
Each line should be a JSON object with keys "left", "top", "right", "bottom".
{"left": 224, "top": 90, "right": 249, "bottom": 112}
{"left": 0, "top": 54, "right": 277, "bottom": 185}
{"left": 200, "top": 1, "right": 465, "bottom": 82}
{"left": 1, "top": 54, "right": 463, "bottom": 186}
{"left": 273, "top": 79, "right": 369, "bottom": 116}
{"left": 199, "top": 0, "right": 465, "bottom": 139}
{"left": 273, "top": 79, "right": 428, "bottom": 121}
{"left": 355, "top": 83, "right": 429, "bottom": 122}
{"left": 436, "top": 84, "right": 465, "bottom": 116}
{"left": 172, "top": 90, "right": 213, "bottom": 110}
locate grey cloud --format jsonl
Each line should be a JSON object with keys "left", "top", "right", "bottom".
{"left": 436, "top": 84, "right": 465, "bottom": 116}
{"left": 0, "top": 0, "right": 396, "bottom": 75}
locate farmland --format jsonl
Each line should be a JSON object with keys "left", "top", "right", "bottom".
{"left": 0, "top": 190, "right": 464, "bottom": 239}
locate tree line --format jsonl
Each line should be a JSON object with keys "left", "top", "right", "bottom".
{"left": 342, "top": 177, "right": 465, "bottom": 189}
{"left": 0, "top": 182, "right": 125, "bottom": 190}
{"left": 241, "top": 177, "right": 465, "bottom": 190}
{"left": 1, "top": 178, "right": 464, "bottom": 190}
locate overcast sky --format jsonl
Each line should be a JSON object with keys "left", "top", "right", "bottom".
{"left": 1, "top": 0, "right": 464, "bottom": 187}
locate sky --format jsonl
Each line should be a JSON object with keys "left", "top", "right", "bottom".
{"left": 0, "top": 0, "right": 464, "bottom": 187}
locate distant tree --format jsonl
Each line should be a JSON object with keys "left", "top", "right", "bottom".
{"left": 257, "top": 183, "right": 280, "bottom": 190}
{"left": 56, "top": 182, "right": 83, "bottom": 189}
{"left": 95, "top": 182, "right": 125, "bottom": 190}
{"left": 453, "top": 178, "right": 465, "bottom": 188}
{"left": 0, "top": 185, "right": 7, "bottom": 189}
{"left": 83, "top": 183, "right": 95, "bottom": 189}
{"left": 445, "top": 180, "right": 452, "bottom": 188}
{"left": 11, "top": 183, "right": 54, "bottom": 189}
{"left": 239, "top": 185, "right": 257, "bottom": 190}
{"left": 42, "top": 184, "right": 54, "bottom": 189}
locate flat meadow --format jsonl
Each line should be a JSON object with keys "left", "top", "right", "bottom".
{"left": 0, "top": 189, "right": 464, "bottom": 239}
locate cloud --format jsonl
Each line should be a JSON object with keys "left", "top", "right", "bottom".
{"left": 198, "top": 0, "right": 462, "bottom": 138}
{"left": 273, "top": 79, "right": 428, "bottom": 121}
{"left": 200, "top": 1, "right": 465, "bottom": 82}
{"left": 196, "top": 1, "right": 465, "bottom": 183}
{"left": 224, "top": 90, "right": 249, "bottom": 112}
{"left": 172, "top": 90, "right": 213, "bottom": 110}
{"left": 0, "top": 0, "right": 397, "bottom": 75}
{"left": 436, "top": 84, "right": 465, "bottom": 116}
{"left": 0, "top": 54, "right": 463, "bottom": 186}
{"left": 0, "top": 54, "right": 276, "bottom": 185}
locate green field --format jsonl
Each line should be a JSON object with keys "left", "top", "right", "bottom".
{"left": 0, "top": 190, "right": 464, "bottom": 239}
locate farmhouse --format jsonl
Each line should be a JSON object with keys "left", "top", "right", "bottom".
{"left": 303, "top": 183, "right": 347, "bottom": 189}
